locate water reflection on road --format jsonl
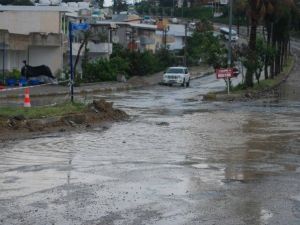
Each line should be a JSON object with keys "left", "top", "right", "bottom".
{"left": 1, "top": 74, "right": 300, "bottom": 225}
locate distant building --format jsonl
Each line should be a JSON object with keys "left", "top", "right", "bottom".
{"left": 156, "top": 24, "right": 192, "bottom": 51}
{"left": 0, "top": 6, "right": 67, "bottom": 76}
{"left": 94, "top": 21, "right": 157, "bottom": 53}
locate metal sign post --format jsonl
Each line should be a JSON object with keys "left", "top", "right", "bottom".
{"left": 227, "top": 0, "right": 233, "bottom": 95}
{"left": 2, "top": 31, "right": 5, "bottom": 84}
{"left": 227, "top": 76, "right": 230, "bottom": 94}
{"left": 216, "top": 68, "right": 233, "bottom": 93}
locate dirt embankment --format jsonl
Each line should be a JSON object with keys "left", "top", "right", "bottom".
{"left": 0, "top": 99, "right": 129, "bottom": 141}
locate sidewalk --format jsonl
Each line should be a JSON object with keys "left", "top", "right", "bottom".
{"left": 0, "top": 65, "right": 215, "bottom": 99}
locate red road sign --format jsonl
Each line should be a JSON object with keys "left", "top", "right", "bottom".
{"left": 216, "top": 68, "right": 233, "bottom": 79}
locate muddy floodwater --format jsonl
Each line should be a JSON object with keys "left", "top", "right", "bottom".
{"left": 1, "top": 54, "right": 300, "bottom": 224}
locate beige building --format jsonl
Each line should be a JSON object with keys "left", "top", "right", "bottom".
{"left": 0, "top": 6, "right": 67, "bottom": 76}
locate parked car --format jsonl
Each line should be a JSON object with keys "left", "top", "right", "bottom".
{"left": 163, "top": 66, "right": 190, "bottom": 87}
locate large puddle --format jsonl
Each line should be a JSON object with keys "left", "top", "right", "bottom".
{"left": 1, "top": 67, "right": 300, "bottom": 224}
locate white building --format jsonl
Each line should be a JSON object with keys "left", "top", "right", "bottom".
{"left": 0, "top": 6, "right": 67, "bottom": 76}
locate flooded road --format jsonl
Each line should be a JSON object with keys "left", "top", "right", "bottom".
{"left": 1, "top": 55, "right": 300, "bottom": 224}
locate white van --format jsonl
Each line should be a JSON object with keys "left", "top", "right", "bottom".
{"left": 219, "top": 27, "right": 238, "bottom": 41}
{"left": 163, "top": 67, "right": 190, "bottom": 87}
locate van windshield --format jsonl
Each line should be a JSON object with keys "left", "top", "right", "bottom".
{"left": 166, "top": 68, "right": 184, "bottom": 74}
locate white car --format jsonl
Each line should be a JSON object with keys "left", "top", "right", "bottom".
{"left": 163, "top": 67, "right": 190, "bottom": 87}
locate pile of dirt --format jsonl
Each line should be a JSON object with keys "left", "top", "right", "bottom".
{"left": 0, "top": 99, "right": 128, "bottom": 141}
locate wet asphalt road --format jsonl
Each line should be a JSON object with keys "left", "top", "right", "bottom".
{"left": 1, "top": 52, "right": 300, "bottom": 225}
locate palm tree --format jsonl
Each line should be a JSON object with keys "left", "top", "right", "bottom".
{"left": 267, "top": 0, "right": 295, "bottom": 77}
{"left": 233, "top": 0, "right": 248, "bottom": 35}
{"left": 245, "top": 0, "right": 264, "bottom": 87}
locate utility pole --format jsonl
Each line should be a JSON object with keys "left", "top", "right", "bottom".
{"left": 228, "top": 0, "right": 233, "bottom": 67}
{"left": 227, "top": 0, "right": 233, "bottom": 95}
{"left": 172, "top": 0, "right": 175, "bottom": 17}
{"left": 164, "top": 28, "right": 167, "bottom": 48}
{"left": 184, "top": 23, "right": 187, "bottom": 66}
{"left": 2, "top": 31, "right": 5, "bottom": 84}
{"left": 163, "top": 25, "right": 168, "bottom": 49}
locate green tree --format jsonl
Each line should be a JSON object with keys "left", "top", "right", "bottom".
{"left": 264, "top": 0, "right": 295, "bottom": 78}
{"left": 245, "top": 0, "right": 264, "bottom": 87}
{"left": 233, "top": 0, "right": 248, "bottom": 35}
{"left": 252, "top": 37, "right": 275, "bottom": 83}
{"left": 94, "top": 0, "right": 105, "bottom": 8}
{"left": 113, "top": 0, "right": 128, "bottom": 14}
{"left": 187, "top": 31, "right": 227, "bottom": 68}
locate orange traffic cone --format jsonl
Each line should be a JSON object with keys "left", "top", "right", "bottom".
{"left": 24, "top": 87, "right": 31, "bottom": 107}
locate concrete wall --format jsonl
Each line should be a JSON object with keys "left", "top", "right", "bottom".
{"left": 0, "top": 11, "right": 61, "bottom": 35}
{"left": 7, "top": 50, "right": 27, "bottom": 71}
{"left": 0, "top": 51, "right": 7, "bottom": 72}
{"left": 28, "top": 46, "right": 62, "bottom": 75}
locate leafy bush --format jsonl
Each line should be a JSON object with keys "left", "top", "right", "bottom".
{"left": 127, "top": 51, "right": 160, "bottom": 76}
{"left": 111, "top": 44, "right": 176, "bottom": 76}
{"left": 82, "top": 44, "right": 176, "bottom": 82}
{"left": 187, "top": 31, "right": 227, "bottom": 68}
{"left": 83, "top": 57, "right": 129, "bottom": 82}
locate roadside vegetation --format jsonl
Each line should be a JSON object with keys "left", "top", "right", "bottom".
{"left": 210, "top": 0, "right": 299, "bottom": 92}
{"left": 0, "top": 102, "right": 86, "bottom": 119}
{"left": 232, "top": 55, "right": 294, "bottom": 93}
{"left": 0, "top": 99, "right": 128, "bottom": 139}
{"left": 77, "top": 46, "right": 176, "bottom": 83}
{"left": 186, "top": 19, "right": 227, "bottom": 68}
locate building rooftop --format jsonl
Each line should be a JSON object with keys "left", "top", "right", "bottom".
{"left": 0, "top": 5, "right": 69, "bottom": 12}
{"left": 94, "top": 21, "right": 157, "bottom": 30}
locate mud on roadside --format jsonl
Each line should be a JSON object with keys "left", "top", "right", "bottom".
{"left": 0, "top": 99, "right": 129, "bottom": 142}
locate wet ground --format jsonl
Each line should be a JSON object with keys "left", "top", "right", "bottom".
{"left": 1, "top": 51, "right": 300, "bottom": 224}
